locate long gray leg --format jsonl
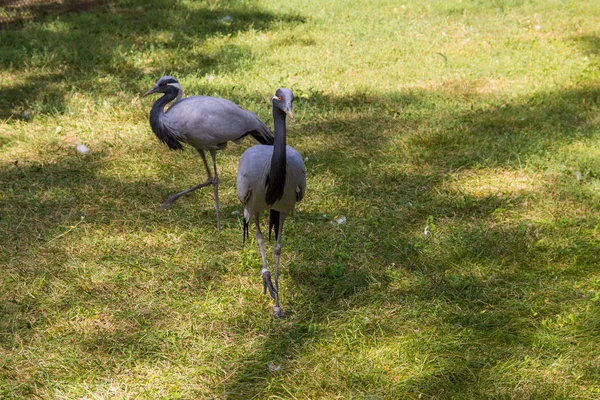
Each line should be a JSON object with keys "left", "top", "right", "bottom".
{"left": 256, "top": 214, "right": 276, "bottom": 299}
{"left": 209, "top": 149, "right": 221, "bottom": 232}
{"left": 160, "top": 149, "right": 214, "bottom": 210}
{"left": 273, "top": 212, "right": 288, "bottom": 318}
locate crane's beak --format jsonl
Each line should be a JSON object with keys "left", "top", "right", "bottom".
{"left": 285, "top": 109, "right": 294, "bottom": 119}
{"left": 141, "top": 87, "right": 158, "bottom": 97}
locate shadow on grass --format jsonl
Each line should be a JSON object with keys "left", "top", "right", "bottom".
{"left": 0, "top": 0, "right": 103, "bottom": 29}
{"left": 218, "top": 86, "right": 600, "bottom": 397}
{"left": 574, "top": 34, "right": 600, "bottom": 56}
{"left": 0, "top": 0, "right": 305, "bottom": 118}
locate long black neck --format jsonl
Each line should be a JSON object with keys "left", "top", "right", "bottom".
{"left": 265, "top": 106, "right": 287, "bottom": 205}
{"left": 149, "top": 88, "right": 184, "bottom": 150}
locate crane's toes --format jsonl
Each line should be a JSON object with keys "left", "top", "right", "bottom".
{"left": 262, "top": 271, "right": 277, "bottom": 300}
{"left": 160, "top": 195, "right": 179, "bottom": 210}
{"left": 273, "top": 307, "right": 287, "bottom": 319}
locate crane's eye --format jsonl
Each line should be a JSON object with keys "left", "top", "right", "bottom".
{"left": 277, "top": 96, "right": 282, "bottom": 101}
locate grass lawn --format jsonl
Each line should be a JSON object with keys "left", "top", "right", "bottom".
{"left": 1, "top": 0, "right": 600, "bottom": 398}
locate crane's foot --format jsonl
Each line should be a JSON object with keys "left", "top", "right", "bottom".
{"left": 160, "top": 194, "right": 180, "bottom": 210}
{"left": 160, "top": 180, "right": 213, "bottom": 211}
{"left": 262, "top": 269, "right": 277, "bottom": 300}
{"left": 273, "top": 307, "right": 287, "bottom": 319}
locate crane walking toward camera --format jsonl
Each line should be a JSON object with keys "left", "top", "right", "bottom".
{"left": 143, "top": 76, "right": 274, "bottom": 231}
{"left": 236, "top": 88, "right": 306, "bottom": 318}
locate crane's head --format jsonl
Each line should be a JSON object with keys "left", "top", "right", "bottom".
{"left": 272, "top": 88, "right": 294, "bottom": 119}
{"left": 142, "top": 76, "right": 183, "bottom": 97}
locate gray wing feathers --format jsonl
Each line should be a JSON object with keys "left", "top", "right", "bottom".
{"left": 237, "top": 145, "right": 305, "bottom": 215}
{"left": 164, "top": 96, "right": 273, "bottom": 148}
{"left": 286, "top": 148, "right": 306, "bottom": 203}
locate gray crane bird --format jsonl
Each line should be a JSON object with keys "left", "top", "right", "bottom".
{"left": 236, "top": 88, "right": 306, "bottom": 318}
{"left": 142, "top": 76, "right": 274, "bottom": 231}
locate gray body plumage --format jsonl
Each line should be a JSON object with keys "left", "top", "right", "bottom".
{"left": 143, "top": 76, "right": 274, "bottom": 231}
{"left": 237, "top": 145, "right": 306, "bottom": 221}
{"left": 156, "top": 96, "right": 274, "bottom": 151}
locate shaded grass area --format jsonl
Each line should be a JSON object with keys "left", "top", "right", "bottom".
{"left": 0, "top": 0, "right": 101, "bottom": 28}
{"left": 1, "top": 0, "right": 600, "bottom": 398}
{"left": 0, "top": 0, "right": 305, "bottom": 120}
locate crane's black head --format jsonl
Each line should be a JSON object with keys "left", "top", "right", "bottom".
{"left": 272, "top": 88, "right": 294, "bottom": 119}
{"left": 142, "top": 76, "right": 182, "bottom": 97}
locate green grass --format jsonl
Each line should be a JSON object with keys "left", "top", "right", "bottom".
{"left": 1, "top": 0, "right": 600, "bottom": 398}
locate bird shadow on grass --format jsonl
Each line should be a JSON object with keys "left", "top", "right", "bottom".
{"left": 0, "top": 0, "right": 305, "bottom": 118}
{"left": 218, "top": 85, "right": 600, "bottom": 397}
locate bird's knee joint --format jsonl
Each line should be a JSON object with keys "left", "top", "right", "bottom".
{"left": 274, "top": 244, "right": 282, "bottom": 256}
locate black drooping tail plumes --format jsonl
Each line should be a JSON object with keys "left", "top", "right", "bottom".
{"left": 249, "top": 129, "right": 274, "bottom": 145}
{"left": 233, "top": 114, "right": 274, "bottom": 146}
{"left": 269, "top": 210, "right": 280, "bottom": 241}
{"left": 249, "top": 115, "right": 274, "bottom": 144}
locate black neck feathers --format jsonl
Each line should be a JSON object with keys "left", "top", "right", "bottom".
{"left": 265, "top": 107, "right": 287, "bottom": 205}
{"left": 149, "top": 87, "right": 184, "bottom": 151}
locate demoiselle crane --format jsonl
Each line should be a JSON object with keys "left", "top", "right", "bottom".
{"left": 142, "top": 76, "right": 274, "bottom": 231}
{"left": 236, "top": 88, "right": 306, "bottom": 318}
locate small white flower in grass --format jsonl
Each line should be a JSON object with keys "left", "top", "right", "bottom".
{"left": 268, "top": 362, "right": 281, "bottom": 372}
{"left": 304, "top": 156, "right": 309, "bottom": 162}
{"left": 75, "top": 142, "right": 90, "bottom": 155}
{"left": 535, "top": 24, "right": 541, "bottom": 30}
{"left": 219, "top": 15, "right": 232, "bottom": 22}
{"left": 424, "top": 225, "right": 430, "bottom": 236}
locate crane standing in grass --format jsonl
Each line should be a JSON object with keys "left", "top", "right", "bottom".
{"left": 236, "top": 88, "right": 306, "bottom": 318}
{"left": 142, "top": 76, "right": 274, "bottom": 231}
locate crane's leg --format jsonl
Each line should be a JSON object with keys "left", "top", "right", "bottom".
{"left": 209, "top": 149, "right": 221, "bottom": 232}
{"left": 272, "top": 213, "right": 288, "bottom": 318}
{"left": 160, "top": 150, "right": 219, "bottom": 227}
{"left": 256, "top": 214, "right": 277, "bottom": 300}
